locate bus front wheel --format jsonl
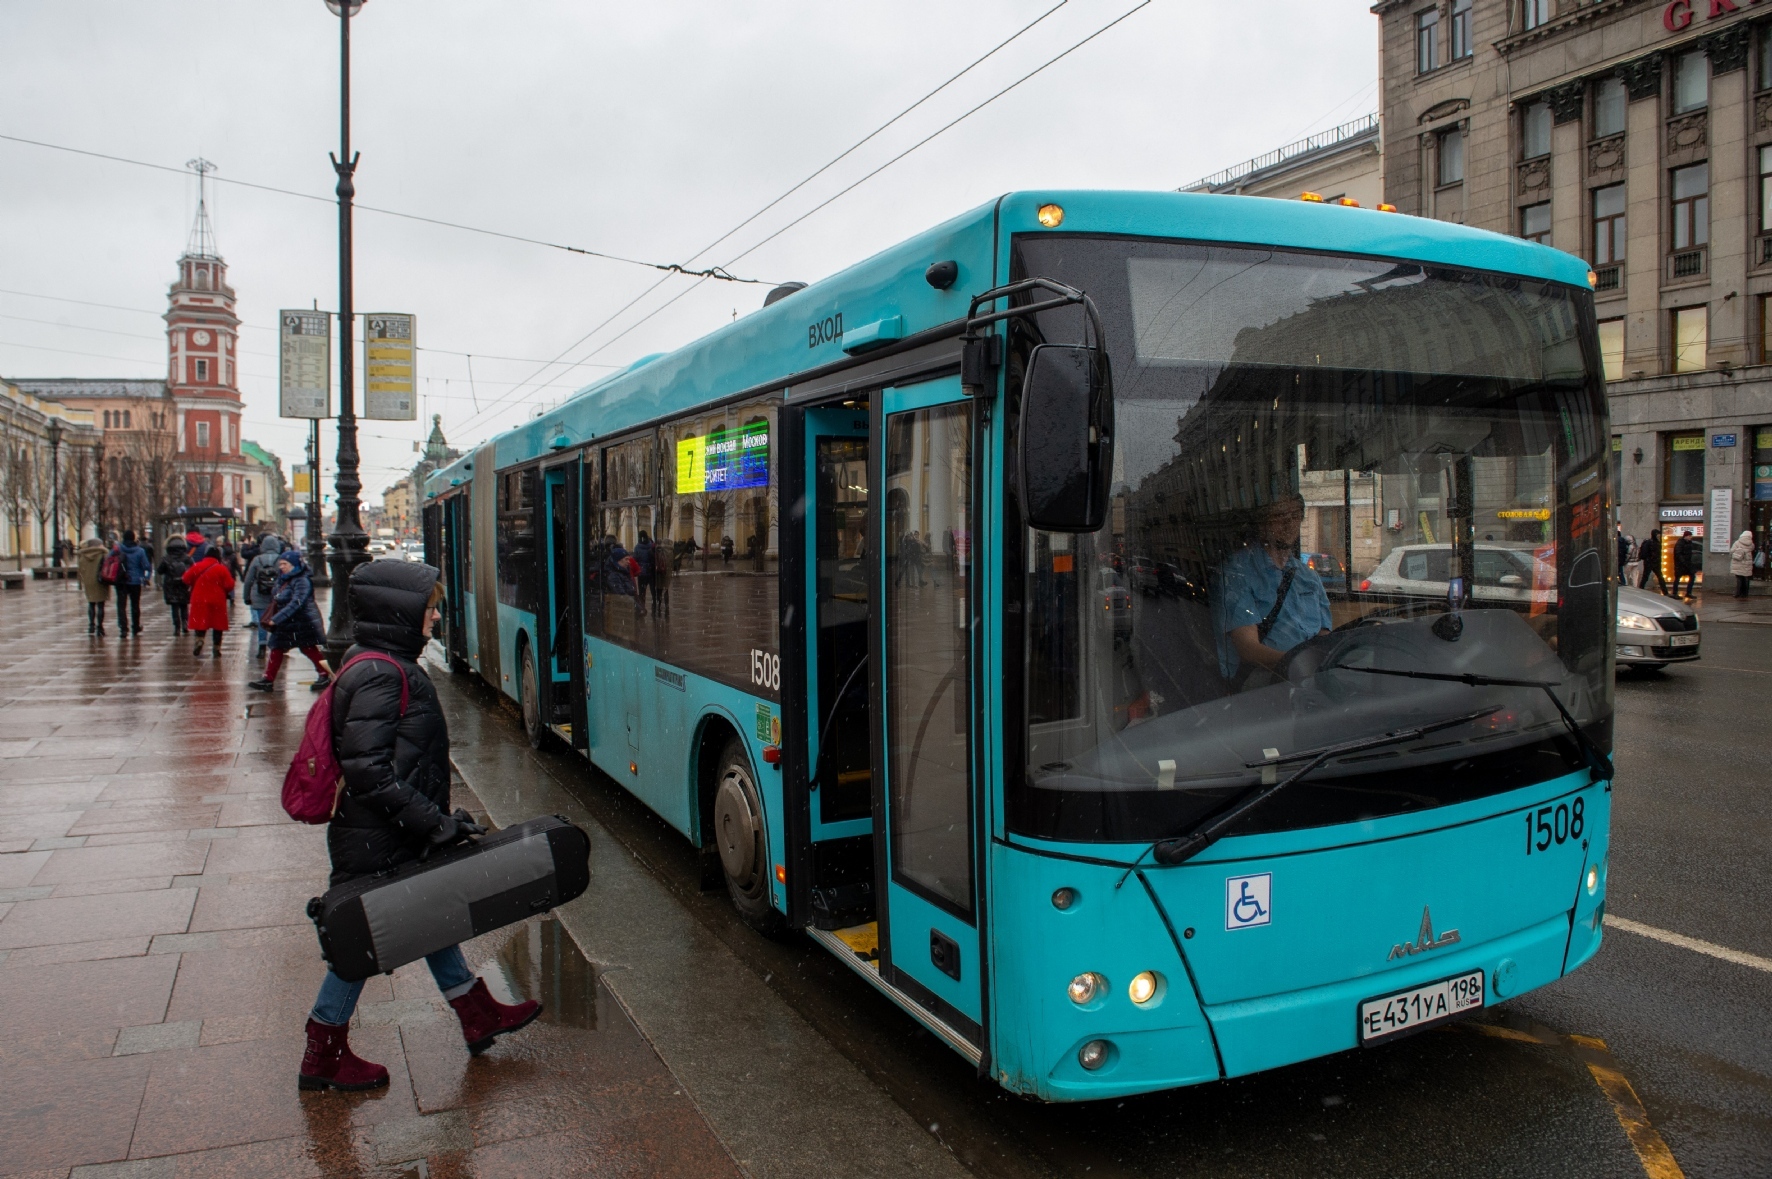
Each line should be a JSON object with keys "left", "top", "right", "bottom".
{"left": 713, "top": 738, "right": 786, "bottom": 937}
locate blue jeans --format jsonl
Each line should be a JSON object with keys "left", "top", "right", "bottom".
{"left": 249, "top": 606, "right": 266, "bottom": 650}
{"left": 310, "top": 944, "right": 476, "bottom": 1026}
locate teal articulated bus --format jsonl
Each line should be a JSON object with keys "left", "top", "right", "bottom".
{"left": 423, "top": 190, "right": 1614, "bottom": 1100}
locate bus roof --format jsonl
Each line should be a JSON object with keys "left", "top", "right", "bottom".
{"left": 425, "top": 190, "right": 1590, "bottom": 494}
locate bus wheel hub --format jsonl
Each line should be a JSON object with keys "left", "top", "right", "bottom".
{"left": 715, "top": 773, "right": 758, "bottom": 883}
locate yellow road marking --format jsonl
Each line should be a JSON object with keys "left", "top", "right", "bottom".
{"left": 1605, "top": 915, "right": 1772, "bottom": 974}
{"left": 1567, "top": 1035, "right": 1684, "bottom": 1179}
{"left": 1467, "top": 1023, "right": 1683, "bottom": 1179}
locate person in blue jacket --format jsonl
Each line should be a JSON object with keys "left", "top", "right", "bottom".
{"left": 114, "top": 530, "right": 153, "bottom": 638}
{"left": 248, "top": 549, "right": 332, "bottom": 692}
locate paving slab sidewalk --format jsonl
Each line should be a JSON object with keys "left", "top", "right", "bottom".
{"left": 0, "top": 578, "right": 742, "bottom": 1178}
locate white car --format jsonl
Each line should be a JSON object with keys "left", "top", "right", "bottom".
{"left": 1357, "top": 544, "right": 1553, "bottom": 605}
{"left": 1615, "top": 583, "right": 1700, "bottom": 671}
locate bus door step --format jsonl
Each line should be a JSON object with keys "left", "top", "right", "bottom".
{"left": 811, "top": 882, "right": 875, "bottom": 931}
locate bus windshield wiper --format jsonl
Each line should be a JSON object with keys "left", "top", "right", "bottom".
{"left": 1337, "top": 666, "right": 1613, "bottom": 785}
{"left": 1146, "top": 707, "right": 1500, "bottom": 867}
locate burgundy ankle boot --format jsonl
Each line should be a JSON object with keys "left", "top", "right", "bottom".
{"left": 298, "top": 1018, "right": 390, "bottom": 1091}
{"left": 448, "top": 979, "right": 542, "bottom": 1055}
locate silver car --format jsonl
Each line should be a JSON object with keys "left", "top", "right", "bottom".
{"left": 1615, "top": 583, "right": 1700, "bottom": 671}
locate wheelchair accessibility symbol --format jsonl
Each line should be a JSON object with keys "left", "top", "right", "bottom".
{"left": 1225, "top": 873, "right": 1272, "bottom": 930}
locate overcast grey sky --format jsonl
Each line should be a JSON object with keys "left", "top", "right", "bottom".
{"left": 1, "top": 1, "right": 1376, "bottom": 499}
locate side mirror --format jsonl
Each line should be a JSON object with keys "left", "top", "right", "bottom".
{"left": 1018, "top": 344, "right": 1113, "bottom": 533}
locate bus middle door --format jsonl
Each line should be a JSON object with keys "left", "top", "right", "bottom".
{"left": 874, "top": 375, "right": 983, "bottom": 1043}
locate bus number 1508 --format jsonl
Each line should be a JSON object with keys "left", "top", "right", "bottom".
{"left": 750, "top": 649, "right": 781, "bottom": 691}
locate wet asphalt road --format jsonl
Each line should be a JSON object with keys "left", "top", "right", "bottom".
{"left": 448, "top": 623, "right": 1772, "bottom": 1179}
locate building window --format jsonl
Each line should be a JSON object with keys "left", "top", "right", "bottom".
{"left": 102, "top": 411, "right": 111, "bottom": 428}
{"left": 196, "top": 421, "right": 210, "bottom": 449}
{"left": 1520, "top": 202, "right": 1551, "bottom": 242}
{"left": 1593, "top": 184, "right": 1626, "bottom": 264}
{"left": 1760, "top": 146, "right": 1772, "bottom": 235}
{"left": 195, "top": 359, "right": 208, "bottom": 382}
{"left": 123, "top": 410, "right": 130, "bottom": 428}
{"left": 246, "top": 479, "right": 253, "bottom": 494}
{"left": 1593, "top": 77, "right": 1627, "bottom": 138}
{"left": 1672, "top": 306, "right": 1707, "bottom": 374}
{"left": 1761, "top": 27, "right": 1772, "bottom": 92}
{"left": 1522, "top": 0, "right": 1550, "bottom": 31}
{"left": 1673, "top": 51, "right": 1707, "bottom": 114}
{"left": 1665, "top": 432, "right": 1706, "bottom": 498}
{"left": 1598, "top": 318, "right": 1625, "bottom": 382}
{"left": 1451, "top": 0, "right": 1472, "bottom": 59}
{"left": 1438, "top": 126, "right": 1465, "bottom": 185}
{"left": 1417, "top": 7, "right": 1439, "bottom": 74}
{"left": 1521, "top": 101, "right": 1552, "bottom": 159}
{"left": 1671, "top": 163, "right": 1709, "bottom": 250}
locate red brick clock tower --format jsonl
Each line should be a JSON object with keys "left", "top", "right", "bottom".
{"left": 168, "top": 159, "right": 253, "bottom": 515}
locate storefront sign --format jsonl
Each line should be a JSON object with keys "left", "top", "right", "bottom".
{"left": 1672, "top": 435, "right": 1706, "bottom": 451}
{"left": 1711, "top": 487, "right": 1734, "bottom": 551}
{"left": 1659, "top": 505, "right": 1706, "bottom": 520}
{"left": 1713, "top": 433, "right": 1738, "bottom": 448}
{"left": 1664, "top": 1, "right": 1762, "bottom": 35}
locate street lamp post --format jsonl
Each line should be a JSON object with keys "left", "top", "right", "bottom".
{"left": 323, "top": 0, "right": 368, "bottom": 663}
{"left": 46, "top": 419, "right": 63, "bottom": 569}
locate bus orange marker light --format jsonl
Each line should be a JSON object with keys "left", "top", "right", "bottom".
{"left": 1336, "top": 197, "right": 1360, "bottom": 207}
{"left": 774, "top": 864, "right": 787, "bottom": 884}
{"left": 1299, "top": 191, "right": 1324, "bottom": 202}
{"left": 628, "top": 761, "right": 638, "bottom": 775}
{"left": 1377, "top": 203, "right": 1398, "bottom": 212}
{"left": 1587, "top": 270, "right": 1599, "bottom": 288}
{"left": 1037, "top": 203, "right": 1065, "bottom": 227}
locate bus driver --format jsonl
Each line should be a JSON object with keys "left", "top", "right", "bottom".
{"left": 1214, "top": 492, "right": 1332, "bottom": 686}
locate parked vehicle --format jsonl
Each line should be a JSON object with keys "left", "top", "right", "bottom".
{"left": 1615, "top": 584, "right": 1700, "bottom": 671}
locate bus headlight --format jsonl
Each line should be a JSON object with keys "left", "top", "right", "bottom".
{"left": 1067, "top": 972, "right": 1106, "bottom": 1005}
{"left": 1128, "top": 971, "right": 1161, "bottom": 1005}
{"left": 1586, "top": 865, "right": 1599, "bottom": 894}
{"left": 1078, "top": 1039, "right": 1111, "bottom": 1070}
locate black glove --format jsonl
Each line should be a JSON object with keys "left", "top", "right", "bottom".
{"left": 450, "top": 807, "right": 487, "bottom": 840}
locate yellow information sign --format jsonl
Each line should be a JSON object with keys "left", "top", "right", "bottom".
{"left": 364, "top": 313, "right": 416, "bottom": 421}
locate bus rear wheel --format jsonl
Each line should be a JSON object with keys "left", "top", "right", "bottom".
{"left": 713, "top": 738, "right": 786, "bottom": 937}
{"left": 520, "top": 644, "right": 544, "bottom": 749}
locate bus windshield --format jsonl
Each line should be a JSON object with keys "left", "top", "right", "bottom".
{"left": 1007, "top": 236, "right": 1612, "bottom": 844}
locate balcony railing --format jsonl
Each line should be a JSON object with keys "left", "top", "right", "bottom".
{"left": 1593, "top": 264, "right": 1621, "bottom": 292}
{"left": 1669, "top": 248, "right": 1706, "bottom": 281}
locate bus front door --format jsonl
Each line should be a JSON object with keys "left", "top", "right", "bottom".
{"left": 874, "top": 375, "right": 983, "bottom": 1042}
{"left": 801, "top": 406, "right": 872, "bottom": 927}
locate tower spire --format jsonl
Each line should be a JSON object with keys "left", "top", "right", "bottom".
{"left": 185, "top": 158, "right": 219, "bottom": 259}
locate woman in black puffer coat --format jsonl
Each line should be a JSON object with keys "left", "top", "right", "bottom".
{"left": 298, "top": 559, "right": 542, "bottom": 1093}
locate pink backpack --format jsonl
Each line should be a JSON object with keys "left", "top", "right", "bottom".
{"left": 281, "top": 653, "right": 410, "bottom": 824}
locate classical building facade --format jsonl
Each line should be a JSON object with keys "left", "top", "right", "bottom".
{"left": 0, "top": 379, "right": 102, "bottom": 564}
{"left": 1374, "top": 0, "right": 1772, "bottom": 585}
{"left": 10, "top": 188, "right": 272, "bottom": 540}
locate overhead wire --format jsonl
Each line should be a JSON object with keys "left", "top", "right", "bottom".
{"left": 0, "top": 132, "right": 771, "bottom": 284}
{"left": 464, "top": 0, "right": 1154, "bottom": 434}
{"left": 455, "top": 0, "right": 1145, "bottom": 437}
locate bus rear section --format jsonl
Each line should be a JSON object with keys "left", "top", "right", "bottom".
{"left": 991, "top": 233, "right": 1612, "bottom": 1099}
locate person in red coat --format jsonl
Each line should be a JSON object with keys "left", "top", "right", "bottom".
{"left": 182, "top": 547, "right": 236, "bottom": 658}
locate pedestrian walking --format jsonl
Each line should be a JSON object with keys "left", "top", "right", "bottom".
{"left": 249, "top": 550, "right": 332, "bottom": 692}
{"left": 182, "top": 545, "right": 235, "bottom": 657}
{"left": 1616, "top": 524, "right": 1632, "bottom": 582}
{"left": 1640, "top": 529, "right": 1668, "bottom": 593}
{"left": 1730, "top": 529, "right": 1756, "bottom": 598}
{"left": 633, "top": 531, "right": 655, "bottom": 617}
{"left": 243, "top": 534, "right": 286, "bottom": 659}
{"left": 1673, "top": 529, "right": 1700, "bottom": 599}
{"left": 298, "top": 560, "right": 540, "bottom": 1092}
{"left": 114, "top": 530, "right": 152, "bottom": 637}
{"left": 156, "top": 536, "right": 193, "bottom": 634}
{"left": 77, "top": 537, "right": 110, "bottom": 635}
{"left": 220, "top": 541, "right": 241, "bottom": 609}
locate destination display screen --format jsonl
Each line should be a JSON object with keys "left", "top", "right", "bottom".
{"left": 676, "top": 421, "right": 769, "bottom": 494}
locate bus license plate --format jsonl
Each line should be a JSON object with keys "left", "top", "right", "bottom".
{"left": 1358, "top": 970, "right": 1485, "bottom": 1045}
{"left": 1669, "top": 633, "right": 1699, "bottom": 647}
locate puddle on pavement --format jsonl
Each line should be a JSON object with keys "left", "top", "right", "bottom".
{"left": 489, "top": 916, "right": 598, "bottom": 1029}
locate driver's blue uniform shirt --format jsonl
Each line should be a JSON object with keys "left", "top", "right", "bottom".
{"left": 1214, "top": 547, "right": 1332, "bottom": 679}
